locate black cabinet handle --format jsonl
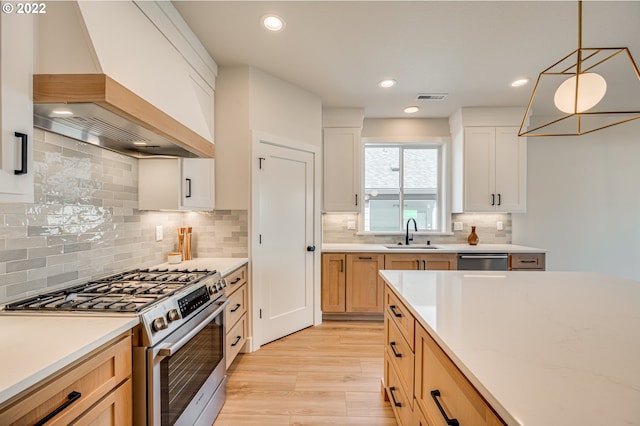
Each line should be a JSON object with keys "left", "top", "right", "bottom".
{"left": 231, "top": 336, "right": 242, "bottom": 347}
{"left": 431, "top": 390, "right": 459, "bottom": 426}
{"left": 498, "top": 193, "right": 502, "bottom": 206}
{"left": 14, "top": 132, "right": 28, "bottom": 175}
{"left": 416, "top": 260, "right": 420, "bottom": 270}
{"left": 185, "top": 178, "right": 192, "bottom": 198}
{"left": 491, "top": 193, "right": 495, "bottom": 206}
{"left": 520, "top": 260, "right": 537, "bottom": 264}
{"left": 355, "top": 194, "right": 358, "bottom": 206}
{"left": 358, "top": 256, "right": 372, "bottom": 260}
{"left": 389, "top": 386, "right": 402, "bottom": 407}
{"left": 389, "top": 305, "right": 402, "bottom": 318}
{"left": 340, "top": 259, "right": 344, "bottom": 273}
{"left": 307, "top": 245, "right": 316, "bottom": 252}
{"left": 230, "top": 303, "right": 241, "bottom": 313}
{"left": 390, "top": 341, "right": 402, "bottom": 358}
{"left": 423, "top": 260, "right": 427, "bottom": 270}
{"left": 35, "top": 391, "right": 81, "bottom": 426}
{"left": 230, "top": 277, "right": 241, "bottom": 284}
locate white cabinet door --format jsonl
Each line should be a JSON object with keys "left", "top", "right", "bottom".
{"left": 0, "top": 12, "right": 34, "bottom": 203}
{"left": 181, "top": 158, "right": 215, "bottom": 210}
{"left": 138, "top": 158, "right": 214, "bottom": 211}
{"left": 463, "top": 126, "right": 525, "bottom": 212}
{"left": 323, "top": 127, "right": 361, "bottom": 212}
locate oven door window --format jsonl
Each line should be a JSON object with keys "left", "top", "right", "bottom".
{"left": 160, "top": 316, "right": 223, "bottom": 425}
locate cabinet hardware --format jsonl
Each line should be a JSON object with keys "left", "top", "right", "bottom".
{"left": 491, "top": 193, "right": 495, "bottom": 206}
{"left": 355, "top": 194, "right": 358, "bottom": 206}
{"left": 307, "top": 245, "right": 316, "bottom": 252}
{"left": 259, "top": 308, "right": 262, "bottom": 319}
{"left": 258, "top": 157, "right": 265, "bottom": 169}
{"left": 416, "top": 260, "right": 420, "bottom": 270}
{"left": 230, "top": 277, "right": 241, "bottom": 284}
{"left": 14, "top": 132, "right": 28, "bottom": 175}
{"left": 389, "top": 341, "right": 402, "bottom": 358}
{"left": 423, "top": 260, "right": 427, "bottom": 270}
{"left": 185, "top": 178, "right": 192, "bottom": 198}
{"left": 230, "top": 303, "right": 241, "bottom": 313}
{"left": 358, "top": 256, "right": 372, "bottom": 260}
{"left": 340, "top": 259, "right": 344, "bottom": 273}
{"left": 520, "top": 260, "right": 537, "bottom": 263}
{"left": 389, "top": 386, "right": 402, "bottom": 407}
{"left": 231, "top": 336, "right": 242, "bottom": 347}
{"left": 389, "top": 305, "right": 402, "bottom": 318}
{"left": 35, "top": 391, "right": 81, "bottom": 426}
{"left": 498, "top": 193, "right": 502, "bottom": 206}
{"left": 430, "top": 390, "right": 460, "bottom": 426}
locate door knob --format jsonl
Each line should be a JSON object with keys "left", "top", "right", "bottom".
{"left": 306, "top": 245, "right": 316, "bottom": 252}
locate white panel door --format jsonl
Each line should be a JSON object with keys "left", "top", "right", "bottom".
{"left": 463, "top": 127, "right": 495, "bottom": 211}
{"left": 255, "top": 141, "right": 314, "bottom": 345}
{"left": 495, "top": 127, "right": 526, "bottom": 212}
{"left": 323, "top": 127, "right": 360, "bottom": 211}
{"left": 181, "top": 158, "right": 215, "bottom": 210}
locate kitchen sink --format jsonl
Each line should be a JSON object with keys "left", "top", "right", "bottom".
{"left": 384, "top": 244, "right": 439, "bottom": 249}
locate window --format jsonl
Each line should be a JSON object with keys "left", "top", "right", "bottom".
{"left": 363, "top": 143, "right": 443, "bottom": 232}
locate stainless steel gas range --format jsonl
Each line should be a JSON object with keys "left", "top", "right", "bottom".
{"left": 3, "top": 267, "right": 229, "bottom": 426}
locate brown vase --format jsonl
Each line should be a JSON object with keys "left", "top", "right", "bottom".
{"left": 467, "top": 226, "right": 479, "bottom": 245}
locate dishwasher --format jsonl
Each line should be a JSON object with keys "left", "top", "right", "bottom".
{"left": 457, "top": 253, "right": 508, "bottom": 271}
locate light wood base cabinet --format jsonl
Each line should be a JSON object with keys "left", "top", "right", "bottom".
{"left": 346, "top": 254, "right": 384, "bottom": 313}
{"left": 321, "top": 253, "right": 346, "bottom": 312}
{"left": 224, "top": 264, "right": 249, "bottom": 368}
{"left": 0, "top": 333, "right": 132, "bottom": 426}
{"left": 509, "top": 253, "right": 545, "bottom": 271}
{"left": 385, "top": 253, "right": 457, "bottom": 271}
{"left": 415, "top": 326, "right": 505, "bottom": 426}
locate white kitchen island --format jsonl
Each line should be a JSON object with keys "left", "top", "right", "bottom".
{"left": 380, "top": 270, "right": 640, "bottom": 426}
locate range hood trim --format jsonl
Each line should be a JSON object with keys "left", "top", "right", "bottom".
{"left": 33, "top": 74, "right": 215, "bottom": 158}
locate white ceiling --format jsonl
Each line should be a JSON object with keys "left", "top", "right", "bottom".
{"left": 173, "top": 1, "right": 640, "bottom": 119}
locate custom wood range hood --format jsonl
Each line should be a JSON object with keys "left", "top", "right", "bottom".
{"left": 34, "top": 74, "right": 214, "bottom": 158}
{"left": 33, "top": 1, "right": 216, "bottom": 159}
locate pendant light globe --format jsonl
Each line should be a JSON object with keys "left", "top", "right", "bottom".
{"left": 554, "top": 72, "right": 607, "bottom": 114}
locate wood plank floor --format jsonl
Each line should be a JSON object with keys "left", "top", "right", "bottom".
{"left": 213, "top": 321, "right": 397, "bottom": 426}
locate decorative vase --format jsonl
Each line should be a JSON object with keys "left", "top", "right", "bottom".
{"left": 467, "top": 226, "right": 479, "bottom": 245}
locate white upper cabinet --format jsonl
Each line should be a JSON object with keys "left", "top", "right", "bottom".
{"left": 450, "top": 108, "right": 527, "bottom": 213}
{"left": 323, "top": 127, "right": 361, "bottom": 212}
{"left": 0, "top": 12, "right": 34, "bottom": 203}
{"left": 138, "top": 158, "right": 215, "bottom": 211}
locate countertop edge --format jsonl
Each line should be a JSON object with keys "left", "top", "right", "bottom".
{"left": 322, "top": 243, "right": 547, "bottom": 254}
{"left": 379, "top": 271, "right": 520, "bottom": 426}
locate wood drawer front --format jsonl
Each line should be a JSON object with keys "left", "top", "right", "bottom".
{"left": 1, "top": 334, "right": 132, "bottom": 426}
{"left": 72, "top": 378, "right": 132, "bottom": 426}
{"left": 509, "top": 253, "right": 545, "bottom": 270}
{"left": 385, "top": 315, "right": 414, "bottom": 399}
{"left": 384, "top": 354, "right": 414, "bottom": 426}
{"left": 226, "top": 314, "right": 247, "bottom": 369}
{"left": 225, "top": 283, "right": 247, "bottom": 328}
{"left": 415, "top": 327, "right": 505, "bottom": 426}
{"left": 385, "top": 287, "right": 415, "bottom": 350}
{"left": 225, "top": 264, "right": 248, "bottom": 296}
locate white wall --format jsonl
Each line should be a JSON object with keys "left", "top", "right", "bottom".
{"left": 363, "top": 117, "right": 450, "bottom": 138}
{"left": 512, "top": 120, "right": 640, "bottom": 281}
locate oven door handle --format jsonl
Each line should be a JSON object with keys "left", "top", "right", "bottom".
{"left": 158, "top": 300, "right": 228, "bottom": 357}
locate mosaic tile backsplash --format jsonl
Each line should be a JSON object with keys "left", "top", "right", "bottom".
{"left": 0, "top": 129, "right": 248, "bottom": 304}
{"left": 322, "top": 212, "right": 512, "bottom": 245}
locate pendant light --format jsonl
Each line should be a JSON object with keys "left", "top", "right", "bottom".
{"left": 519, "top": 1, "right": 640, "bottom": 136}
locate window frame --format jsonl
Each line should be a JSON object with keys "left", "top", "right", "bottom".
{"left": 359, "top": 137, "right": 451, "bottom": 235}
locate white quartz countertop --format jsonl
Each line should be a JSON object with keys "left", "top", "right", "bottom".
{"left": 322, "top": 243, "right": 546, "bottom": 253}
{"left": 152, "top": 257, "right": 248, "bottom": 277}
{"left": 379, "top": 270, "right": 640, "bottom": 426}
{"left": 0, "top": 315, "right": 138, "bottom": 406}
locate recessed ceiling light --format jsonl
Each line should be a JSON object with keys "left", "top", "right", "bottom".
{"left": 511, "top": 78, "right": 530, "bottom": 87}
{"left": 378, "top": 79, "right": 396, "bottom": 88}
{"left": 404, "top": 106, "right": 419, "bottom": 114}
{"left": 261, "top": 14, "right": 285, "bottom": 32}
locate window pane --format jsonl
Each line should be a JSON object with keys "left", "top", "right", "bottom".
{"left": 365, "top": 191, "right": 400, "bottom": 232}
{"left": 365, "top": 146, "right": 399, "bottom": 189}
{"left": 403, "top": 148, "right": 438, "bottom": 230}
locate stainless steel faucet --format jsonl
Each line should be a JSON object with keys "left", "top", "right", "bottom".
{"left": 405, "top": 218, "right": 417, "bottom": 245}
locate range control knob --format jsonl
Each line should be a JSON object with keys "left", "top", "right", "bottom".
{"left": 152, "top": 317, "right": 168, "bottom": 332}
{"left": 220, "top": 279, "right": 227, "bottom": 289}
{"left": 167, "top": 309, "right": 180, "bottom": 322}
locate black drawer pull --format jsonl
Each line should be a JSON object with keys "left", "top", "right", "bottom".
{"left": 185, "top": 178, "right": 192, "bottom": 198}
{"left": 389, "top": 386, "right": 402, "bottom": 407}
{"left": 431, "top": 390, "right": 459, "bottom": 426}
{"left": 390, "top": 341, "right": 402, "bottom": 358}
{"left": 231, "top": 335, "right": 242, "bottom": 347}
{"left": 358, "top": 256, "right": 373, "bottom": 260}
{"left": 35, "top": 390, "right": 81, "bottom": 426}
{"left": 416, "top": 260, "right": 420, "bottom": 270}
{"left": 389, "top": 305, "right": 402, "bottom": 318}
{"left": 230, "top": 277, "right": 241, "bottom": 284}
{"left": 230, "top": 303, "right": 241, "bottom": 313}
{"left": 519, "top": 260, "right": 537, "bottom": 264}
{"left": 340, "top": 259, "right": 344, "bottom": 272}
{"left": 14, "top": 132, "right": 28, "bottom": 175}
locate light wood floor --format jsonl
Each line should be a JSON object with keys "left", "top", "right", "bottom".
{"left": 213, "top": 321, "right": 397, "bottom": 426}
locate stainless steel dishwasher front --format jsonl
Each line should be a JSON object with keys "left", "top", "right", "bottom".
{"left": 457, "top": 253, "right": 509, "bottom": 271}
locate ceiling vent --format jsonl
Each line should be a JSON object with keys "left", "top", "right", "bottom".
{"left": 416, "top": 93, "right": 448, "bottom": 101}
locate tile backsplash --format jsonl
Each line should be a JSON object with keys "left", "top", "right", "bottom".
{"left": 322, "top": 212, "right": 512, "bottom": 245}
{"left": 0, "top": 129, "right": 248, "bottom": 304}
